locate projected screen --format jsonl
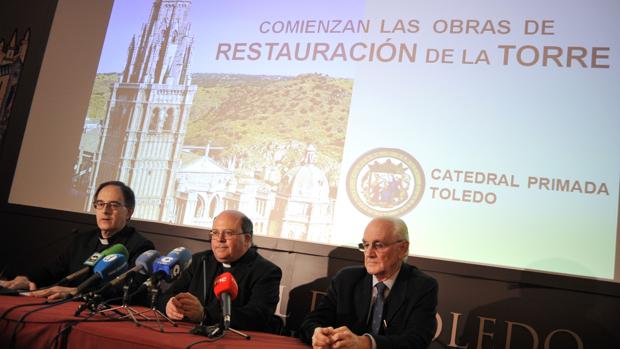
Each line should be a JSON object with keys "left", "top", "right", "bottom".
{"left": 10, "top": 0, "right": 620, "bottom": 280}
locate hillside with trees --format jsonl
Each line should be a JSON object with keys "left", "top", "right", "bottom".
{"left": 87, "top": 73, "right": 353, "bottom": 187}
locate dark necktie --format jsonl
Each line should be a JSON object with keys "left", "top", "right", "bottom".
{"left": 371, "top": 282, "right": 387, "bottom": 336}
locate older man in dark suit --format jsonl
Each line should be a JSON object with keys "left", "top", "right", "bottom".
{"left": 299, "top": 217, "right": 438, "bottom": 349}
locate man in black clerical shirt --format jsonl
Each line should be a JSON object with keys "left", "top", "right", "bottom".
{"left": 0, "top": 181, "right": 154, "bottom": 300}
{"left": 161, "top": 210, "right": 282, "bottom": 333}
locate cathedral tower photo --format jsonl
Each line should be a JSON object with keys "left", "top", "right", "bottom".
{"left": 86, "top": 0, "right": 196, "bottom": 221}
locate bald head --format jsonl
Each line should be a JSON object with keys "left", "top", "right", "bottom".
{"left": 211, "top": 210, "right": 253, "bottom": 263}
{"left": 215, "top": 210, "right": 254, "bottom": 236}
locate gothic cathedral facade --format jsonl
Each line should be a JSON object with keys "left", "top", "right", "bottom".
{"left": 87, "top": 0, "right": 196, "bottom": 222}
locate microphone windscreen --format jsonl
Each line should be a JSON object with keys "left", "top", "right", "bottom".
{"left": 167, "top": 247, "right": 192, "bottom": 269}
{"left": 152, "top": 256, "right": 174, "bottom": 281}
{"left": 153, "top": 247, "right": 185, "bottom": 282}
{"left": 213, "top": 272, "right": 238, "bottom": 301}
{"left": 135, "top": 250, "right": 160, "bottom": 275}
{"left": 83, "top": 252, "right": 103, "bottom": 268}
{"left": 104, "top": 243, "right": 129, "bottom": 259}
{"left": 151, "top": 247, "right": 193, "bottom": 282}
{"left": 93, "top": 253, "right": 129, "bottom": 281}
{"left": 82, "top": 243, "right": 128, "bottom": 268}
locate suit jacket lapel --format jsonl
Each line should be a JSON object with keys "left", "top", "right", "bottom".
{"left": 355, "top": 273, "right": 373, "bottom": 329}
{"left": 384, "top": 264, "right": 410, "bottom": 324}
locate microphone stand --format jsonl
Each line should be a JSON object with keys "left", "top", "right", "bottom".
{"left": 227, "top": 327, "right": 251, "bottom": 339}
{"left": 191, "top": 258, "right": 250, "bottom": 340}
{"left": 206, "top": 320, "right": 251, "bottom": 340}
{"left": 74, "top": 292, "right": 106, "bottom": 316}
{"left": 205, "top": 294, "right": 250, "bottom": 340}
{"left": 96, "top": 274, "right": 149, "bottom": 323}
{"left": 139, "top": 281, "right": 177, "bottom": 332}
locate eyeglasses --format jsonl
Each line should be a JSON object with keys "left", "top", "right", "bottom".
{"left": 209, "top": 230, "right": 247, "bottom": 240}
{"left": 358, "top": 240, "right": 404, "bottom": 252}
{"left": 93, "top": 200, "right": 125, "bottom": 211}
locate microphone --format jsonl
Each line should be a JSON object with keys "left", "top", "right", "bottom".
{"left": 151, "top": 247, "right": 192, "bottom": 283}
{"left": 75, "top": 253, "right": 128, "bottom": 295}
{"left": 95, "top": 249, "right": 160, "bottom": 293}
{"left": 57, "top": 243, "right": 129, "bottom": 285}
{"left": 136, "top": 247, "right": 192, "bottom": 309}
{"left": 135, "top": 247, "right": 192, "bottom": 295}
{"left": 213, "top": 272, "right": 238, "bottom": 330}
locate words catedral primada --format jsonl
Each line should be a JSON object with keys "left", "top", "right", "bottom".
{"left": 429, "top": 169, "right": 609, "bottom": 205}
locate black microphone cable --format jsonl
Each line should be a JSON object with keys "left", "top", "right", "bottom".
{"left": 188, "top": 256, "right": 230, "bottom": 346}
{"left": 186, "top": 334, "right": 226, "bottom": 349}
{"left": 0, "top": 280, "right": 84, "bottom": 321}
{"left": 14, "top": 292, "right": 121, "bottom": 349}
{"left": 190, "top": 255, "right": 210, "bottom": 336}
{"left": 46, "top": 290, "right": 197, "bottom": 349}
{"left": 0, "top": 299, "right": 49, "bottom": 320}
{"left": 0, "top": 281, "right": 76, "bottom": 320}
{"left": 45, "top": 294, "right": 125, "bottom": 349}
{"left": 8, "top": 295, "right": 79, "bottom": 349}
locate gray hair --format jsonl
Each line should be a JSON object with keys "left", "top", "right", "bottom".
{"left": 375, "top": 216, "right": 409, "bottom": 242}
{"left": 374, "top": 216, "right": 410, "bottom": 262}
{"left": 391, "top": 217, "right": 409, "bottom": 242}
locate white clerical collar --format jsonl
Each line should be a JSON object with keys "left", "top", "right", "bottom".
{"left": 222, "top": 262, "right": 232, "bottom": 269}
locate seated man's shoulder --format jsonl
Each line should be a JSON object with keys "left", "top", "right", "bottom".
{"left": 72, "top": 228, "right": 99, "bottom": 241}
{"left": 191, "top": 249, "right": 212, "bottom": 263}
{"left": 123, "top": 226, "right": 155, "bottom": 248}
{"left": 124, "top": 226, "right": 149, "bottom": 240}
{"left": 334, "top": 265, "right": 367, "bottom": 280}
{"left": 199, "top": 249, "right": 214, "bottom": 259}
{"left": 254, "top": 250, "right": 282, "bottom": 274}
{"left": 402, "top": 264, "right": 438, "bottom": 288}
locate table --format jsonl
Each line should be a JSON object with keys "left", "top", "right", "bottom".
{"left": 0, "top": 295, "right": 308, "bottom": 349}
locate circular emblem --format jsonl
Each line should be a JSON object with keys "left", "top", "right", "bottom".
{"left": 346, "top": 148, "right": 425, "bottom": 217}
{"left": 172, "top": 264, "right": 181, "bottom": 278}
